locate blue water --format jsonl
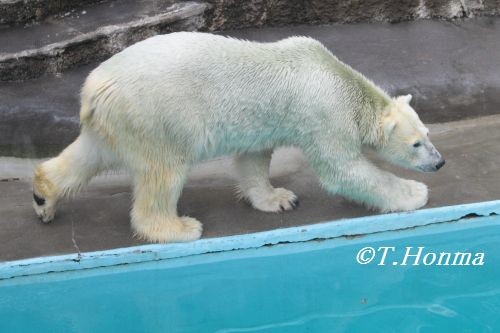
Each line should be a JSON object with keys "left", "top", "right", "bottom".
{"left": 1, "top": 218, "right": 499, "bottom": 332}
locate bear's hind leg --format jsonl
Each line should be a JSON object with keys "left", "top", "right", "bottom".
{"left": 131, "top": 164, "right": 202, "bottom": 243}
{"left": 33, "top": 129, "right": 118, "bottom": 223}
{"left": 234, "top": 150, "right": 298, "bottom": 212}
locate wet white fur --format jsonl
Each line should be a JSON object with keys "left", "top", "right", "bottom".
{"left": 33, "top": 32, "right": 437, "bottom": 243}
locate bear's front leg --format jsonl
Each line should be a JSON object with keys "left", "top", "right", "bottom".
{"left": 131, "top": 165, "right": 202, "bottom": 243}
{"left": 314, "top": 157, "right": 428, "bottom": 213}
{"left": 234, "top": 150, "right": 299, "bottom": 212}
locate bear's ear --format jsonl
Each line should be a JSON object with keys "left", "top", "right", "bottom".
{"left": 398, "top": 94, "right": 412, "bottom": 104}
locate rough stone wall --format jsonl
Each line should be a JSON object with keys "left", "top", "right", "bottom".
{"left": 3, "top": 0, "right": 500, "bottom": 28}
{"left": 0, "top": 0, "right": 102, "bottom": 25}
{"left": 203, "top": 0, "right": 500, "bottom": 30}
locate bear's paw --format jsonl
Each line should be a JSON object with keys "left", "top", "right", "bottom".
{"left": 247, "top": 187, "right": 299, "bottom": 213}
{"left": 382, "top": 180, "right": 428, "bottom": 212}
{"left": 133, "top": 216, "right": 203, "bottom": 243}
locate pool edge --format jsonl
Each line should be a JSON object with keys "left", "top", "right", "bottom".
{"left": 1, "top": 200, "right": 499, "bottom": 280}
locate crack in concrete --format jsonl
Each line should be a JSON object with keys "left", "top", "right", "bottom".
{"left": 71, "top": 217, "right": 82, "bottom": 262}
{"left": 259, "top": 210, "right": 500, "bottom": 248}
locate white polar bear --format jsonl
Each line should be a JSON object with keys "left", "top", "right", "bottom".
{"left": 33, "top": 32, "right": 445, "bottom": 243}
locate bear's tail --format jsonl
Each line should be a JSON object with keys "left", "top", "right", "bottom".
{"left": 79, "top": 70, "right": 116, "bottom": 126}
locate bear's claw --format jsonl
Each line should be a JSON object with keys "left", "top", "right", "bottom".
{"left": 33, "top": 193, "right": 46, "bottom": 206}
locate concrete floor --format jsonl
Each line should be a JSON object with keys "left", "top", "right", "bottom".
{"left": 1, "top": 115, "right": 499, "bottom": 261}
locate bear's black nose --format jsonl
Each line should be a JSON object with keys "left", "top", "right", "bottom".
{"left": 435, "top": 159, "right": 446, "bottom": 170}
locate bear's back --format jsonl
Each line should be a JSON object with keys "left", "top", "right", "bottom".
{"left": 95, "top": 32, "right": 333, "bottom": 80}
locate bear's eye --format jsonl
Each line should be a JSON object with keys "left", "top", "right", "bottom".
{"left": 413, "top": 142, "right": 422, "bottom": 148}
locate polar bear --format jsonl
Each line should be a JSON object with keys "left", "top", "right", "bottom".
{"left": 33, "top": 32, "right": 445, "bottom": 243}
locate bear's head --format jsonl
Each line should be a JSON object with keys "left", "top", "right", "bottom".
{"left": 378, "top": 94, "right": 445, "bottom": 172}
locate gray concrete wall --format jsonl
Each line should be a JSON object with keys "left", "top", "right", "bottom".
{"left": 2, "top": 18, "right": 500, "bottom": 157}
{"left": 1, "top": 0, "right": 500, "bottom": 157}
